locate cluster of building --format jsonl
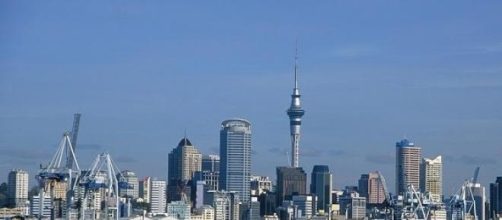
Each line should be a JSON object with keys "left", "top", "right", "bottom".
{"left": 1, "top": 69, "right": 502, "bottom": 220}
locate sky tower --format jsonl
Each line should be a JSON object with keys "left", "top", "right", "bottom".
{"left": 287, "top": 52, "right": 305, "bottom": 168}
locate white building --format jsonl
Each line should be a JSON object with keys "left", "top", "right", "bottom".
{"left": 421, "top": 155, "right": 442, "bottom": 203}
{"left": 150, "top": 180, "right": 166, "bottom": 214}
{"left": 31, "top": 195, "right": 52, "bottom": 217}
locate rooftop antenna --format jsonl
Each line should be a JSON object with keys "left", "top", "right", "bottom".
{"left": 294, "top": 40, "right": 299, "bottom": 89}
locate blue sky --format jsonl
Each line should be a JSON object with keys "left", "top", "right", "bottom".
{"left": 1, "top": 1, "right": 501, "bottom": 195}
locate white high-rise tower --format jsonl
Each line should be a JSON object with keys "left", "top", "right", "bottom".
{"left": 287, "top": 52, "right": 305, "bottom": 168}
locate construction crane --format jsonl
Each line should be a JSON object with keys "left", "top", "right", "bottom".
{"left": 448, "top": 167, "right": 481, "bottom": 220}
{"left": 78, "top": 153, "right": 130, "bottom": 220}
{"left": 36, "top": 132, "right": 81, "bottom": 220}
{"left": 67, "top": 113, "right": 81, "bottom": 170}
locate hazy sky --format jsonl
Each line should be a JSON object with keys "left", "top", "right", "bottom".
{"left": 1, "top": 1, "right": 501, "bottom": 195}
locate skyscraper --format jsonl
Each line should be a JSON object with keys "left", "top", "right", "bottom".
{"left": 310, "top": 165, "right": 332, "bottom": 212}
{"left": 286, "top": 54, "right": 305, "bottom": 168}
{"left": 420, "top": 155, "right": 442, "bottom": 203}
{"left": 276, "top": 166, "right": 307, "bottom": 205}
{"left": 7, "top": 169, "right": 29, "bottom": 207}
{"left": 489, "top": 177, "right": 502, "bottom": 219}
{"left": 168, "top": 137, "right": 202, "bottom": 202}
{"left": 358, "top": 171, "right": 386, "bottom": 205}
{"left": 219, "top": 119, "right": 252, "bottom": 203}
{"left": 395, "top": 139, "right": 421, "bottom": 195}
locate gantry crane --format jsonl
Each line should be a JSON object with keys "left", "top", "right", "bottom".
{"left": 448, "top": 167, "right": 481, "bottom": 220}
{"left": 36, "top": 132, "right": 81, "bottom": 220}
{"left": 78, "top": 153, "right": 131, "bottom": 220}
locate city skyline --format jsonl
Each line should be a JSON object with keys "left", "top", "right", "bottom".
{"left": 1, "top": 1, "right": 502, "bottom": 197}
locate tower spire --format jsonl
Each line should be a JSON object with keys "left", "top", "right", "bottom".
{"left": 294, "top": 44, "right": 298, "bottom": 89}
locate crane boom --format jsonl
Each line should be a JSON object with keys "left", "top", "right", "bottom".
{"left": 472, "top": 167, "right": 480, "bottom": 184}
{"left": 67, "top": 113, "right": 81, "bottom": 169}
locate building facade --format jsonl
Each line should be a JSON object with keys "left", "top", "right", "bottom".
{"left": 202, "top": 154, "right": 220, "bottom": 172}
{"left": 292, "top": 194, "right": 314, "bottom": 219}
{"left": 150, "top": 180, "right": 166, "bottom": 214}
{"left": 396, "top": 139, "right": 421, "bottom": 195}
{"left": 358, "top": 171, "right": 386, "bottom": 205}
{"left": 205, "top": 190, "right": 240, "bottom": 220}
{"left": 219, "top": 119, "right": 252, "bottom": 203}
{"left": 311, "top": 165, "right": 332, "bottom": 212}
{"left": 118, "top": 170, "right": 139, "bottom": 199}
{"left": 7, "top": 169, "right": 29, "bottom": 207}
{"left": 420, "top": 155, "right": 442, "bottom": 203}
{"left": 166, "top": 200, "right": 191, "bottom": 220}
{"left": 250, "top": 176, "right": 273, "bottom": 196}
{"left": 168, "top": 137, "right": 202, "bottom": 202}
{"left": 490, "top": 177, "right": 502, "bottom": 219}
{"left": 138, "top": 177, "right": 151, "bottom": 203}
{"left": 276, "top": 167, "right": 307, "bottom": 205}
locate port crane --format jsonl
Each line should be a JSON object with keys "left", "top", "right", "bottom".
{"left": 36, "top": 132, "right": 81, "bottom": 220}
{"left": 78, "top": 153, "right": 131, "bottom": 220}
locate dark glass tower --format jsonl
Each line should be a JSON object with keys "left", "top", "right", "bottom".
{"left": 311, "top": 165, "right": 333, "bottom": 212}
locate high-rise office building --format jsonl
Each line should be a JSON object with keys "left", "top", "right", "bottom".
{"left": 202, "top": 154, "right": 220, "bottom": 172}
{"left": 395, "top": 139, "right": 421, "bottom": 195}
{"left": 150, "top": 180, "right": 166, "bottom": 214}
{"left": 276, "top": 166, "right": 307, "bottom": 205}
{"left": 118, "top": 170, "right": 139, "bottom": 199}
{"left": 358, "top": 172, "right": 386, "bottom": 205}
{"left": 168, "top": 137, "right": 202, "bottom": 202}
{"left": 490, "top": 177, "right": 502, "bottom": 219}
{"left": 310, "top": 165, "right": 332, "bottom": 212}
{"left": 286, "top": 55, "right": 305, "bottom": 168}
{"left": 7, "top": 169, "right": 29, "bottom": 207}
{"left": 420, "top": 155, "right": 442, "bottom": 203}
{"left": 219, "top": 119, "right": 252, "bottom": 203}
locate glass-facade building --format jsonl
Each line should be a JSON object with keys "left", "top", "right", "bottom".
{"left": 219, "top": 118, "right": 252, "bottom": 203}
{"left": 310, "top": 165, "right": 332, "bottom": 212}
